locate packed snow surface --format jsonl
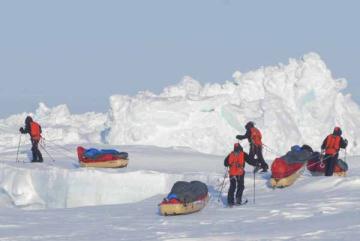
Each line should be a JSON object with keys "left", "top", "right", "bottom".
{"left": 0, "top": 144, "right": 221, "bottom": 209}
{"left": 1, "top": 53, "right": 360, "bottom": 156}
{"left": 0, "top": 144, "right": 359, "bottom": 240}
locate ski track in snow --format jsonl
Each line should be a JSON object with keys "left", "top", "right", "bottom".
{"left": 0, "top": 145, "right": 359, "bottom": 241}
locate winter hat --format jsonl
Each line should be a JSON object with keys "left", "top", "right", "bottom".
{"left": 234, "top": 143, "right": 243, "bottom": 152}
{"left": 25, "top": 116, "right": 33, "bottom": 125}
{"left": 333, "top": 127, "right": 342, "bottom": 136}
{"left": 245, "top": 121, "right": 254, "bottom": 130}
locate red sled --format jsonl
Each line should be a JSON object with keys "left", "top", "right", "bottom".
{"left": 77, "top": 146, "right": 129, "bottom": 168}
{"left": 307, "top": 159, "right": 348, "bottom": 176}
{"left": 270, "top": 145, "right": 316, "bottom": 188}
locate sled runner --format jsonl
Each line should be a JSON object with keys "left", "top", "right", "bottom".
{"left": 77, "top": 146, "right": 129, "bottom": 168}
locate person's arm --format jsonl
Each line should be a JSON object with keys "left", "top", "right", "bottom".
{"left": 224, "top": 154, "right": 230, "bottom": 167}
{"left": 340, "top": 137, "right": 348, "bottom": 149}
{"left": 321, "top": 136, "right": 327, "bottom": 151}
{"left": 236, "top": 129, "right": 250, "bottom": 140}
{"left": 19, "top": 124, "right": 30, "bottom": 134}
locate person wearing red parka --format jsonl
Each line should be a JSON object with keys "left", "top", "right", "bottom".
{"left": 19, "top": 116, "right": 43, "bottom": 162}
{"left": 236, "top": 121, "right": 268, "bottom": 172}
{"left": 224, "top": 143, "right": 258, "bottom": 206}
{"left": 321, "top": 127, "right": 348, "bottom": 176}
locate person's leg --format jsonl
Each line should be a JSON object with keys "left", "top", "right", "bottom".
{"left": 227, "top": 176, "right": 236, "bottom": 205}
{"left": 235, "top": 175, "right": 245, "bottom": 204}
{"left": 249, "top": 145, "right": 256, "bottom": 163}
{"left": 36, "top": 140, "right": 43, "bottom": 162}
{"left": 256, "top": 146, "right": 268, "bottom": 171}
{"left": 325, "top": 156, "right": 336, "bottom": 176}
{"left": 31, "top": 139, "right": 38, "bottom": 162}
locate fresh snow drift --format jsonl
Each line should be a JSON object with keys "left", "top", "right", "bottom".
{"left": 1, "top": 53, "right": 360, "bottom": 157}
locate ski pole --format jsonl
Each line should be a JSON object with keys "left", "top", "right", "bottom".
{"left": 344, "top": 148, "right": 347, "bottom": 163}
{"left": 253, "top": 168, "right": 256, "bottom": 204}
{"left": 217, "top": 169, "right": 228, "bottom": 202}
{"left": 262, "top": 143, "right": 282, "bottom": 156}
{"left": 16, "top": 134, "right": 22, "bottom": 163}
{"left": 39, "top": 142, "right": 56, "bottom": 162}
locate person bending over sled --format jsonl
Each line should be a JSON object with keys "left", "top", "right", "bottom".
{"left": 321, "top": 127, "right": 348, "bottom": 176}
{"left": 236, "top": 121, "right": 268, "bottom": 172}
{"left": 224, "top": 143, "right": 259, "bottom": 206}
{"left": 19, "top": 116, "right": 43, "bottom": 162}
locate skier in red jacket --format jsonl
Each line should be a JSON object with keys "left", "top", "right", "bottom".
{"left": 236, "top": 121, "right": 268, "bottom": 172}
{"left": 19, "top": 116, "right": 43, "bottom": 162}
{"left": 321, "top": 127, "right": 348, "bottom": 176}
{"left": 224, "top": 143, "right": 258, "bottom": 206}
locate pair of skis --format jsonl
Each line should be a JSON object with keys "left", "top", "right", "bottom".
{"left": 227, "top": 199, "right": 248, "bottom": 208}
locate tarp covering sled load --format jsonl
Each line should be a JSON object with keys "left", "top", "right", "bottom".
{"left": 159, "top": 181, "right": 209, "bottom": 216}
{"left": 77, "top": 146, "right": 129, "bottom": 168}
{"left": 307, "top": 158, "right": 348, "bottom": 176}
{"left": 270, "top": 145, "right": 318, "bottom": 188}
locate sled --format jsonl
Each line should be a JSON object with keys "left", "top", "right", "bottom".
{"left": 270, "top": 166, "right": 304, "bottom": 188}
{"left": 308, "top": 171, "right": 347, "bottom": 177}
{"left": 307, "top": 159, "right": 347, "bottom": 177}
{"left": 77, "top": 146, "right": 129, "bottom": 168}
{"left": 159, "top": 194, "right": 209, "bottom": 216}
{"left": 79, "top": 159, "right": 128, "bottom": 168}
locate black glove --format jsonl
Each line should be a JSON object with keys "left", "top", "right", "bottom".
{"left": 19, "top": 127, "right": 24, "bottom": 133}
{"left": 344, "top": 139, "right": 348, "bottom": 145}
{"left": 236, "top": 135, "right": 241, "bottom": 140}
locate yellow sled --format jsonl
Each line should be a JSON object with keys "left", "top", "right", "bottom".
{"left": 270, "top": 166, "right": 304, "bottom": 188}
{"left": 79, "top": 159, "right": 128, "bottom": 168}
{"left": 159, "top": 194, "right": 209, "bottom": 216}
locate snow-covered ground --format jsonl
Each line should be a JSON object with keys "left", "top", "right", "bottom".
{"left": 1, "top": 53, "right": 360, "bottom": 240}
{"left": 0, "top": 143, "right": 359, "bottom": 241}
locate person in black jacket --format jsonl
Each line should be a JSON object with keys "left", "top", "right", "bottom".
{"left": 236, "top": 121, "right": 268, "bottom": 172}
{"left": 19, "top": 116, "right": 43, "bottom": 162}
{"left": 321, "top": 127, "right": 348, "bottom": 176}
{"left": 224, "top": 143, "right": 259, "bottom": 206}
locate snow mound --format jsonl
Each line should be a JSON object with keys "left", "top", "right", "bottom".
{"left": 0, "top": 103, "right": 107, "bottom": 151}
{"left": 106, "top": 53, "right": 360, "bottom": 155}
{"left": 0, "top": 163, "right": 175, "bottom": 209}
{"left": 1, "top": 52, "right": 359, "bottom": 157}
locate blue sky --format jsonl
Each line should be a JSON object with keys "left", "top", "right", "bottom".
{"left": 0, "top": 0, "right": 359, "bottom": 117}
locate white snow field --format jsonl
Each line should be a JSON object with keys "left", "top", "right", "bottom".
{"left": 0, "top": 52, "right": 359, "bottom": 240}
{"left": 0, "top": 144, "right": 359, "bottom": 241}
